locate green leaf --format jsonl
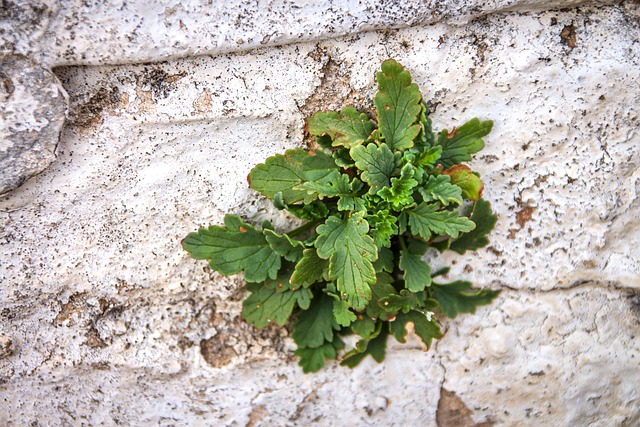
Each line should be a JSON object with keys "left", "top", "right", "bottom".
{"left": 263, "top": 229, "right": 305, "bottom": 262}
{"left": 436, "top": 119, "right": 493, "bottom": 168}
{"left": 378, "top": 163, "right": 419, "bottom": 209}
{"left": 373, "top": 247, "right": 394, "bottom": 273}
{"left": 350, "top": 143, "right": 398, "bottom": 195}
{"left": 285, "top": 201, "right": 330, "bottom": 221}
{"left": 450, "top": 199, "right": 497, "bottom": 254}
{"left": 399, "top": 250, "right": 432, "bottom": 292}
{"left": 374, "top": 59, "right": 422, "bottom": 150}
{"left": 307, "top": 107, "right": 375, "bottom": 149}
{"left": 390, "top": 310, "right": 442, "bottom": 348}
{"left": 241, "top": 283, "right": 297, "bottom": 328}
{"left": 419, "top": 175, "right": 463, "bottom": 207}
{"left": 290, "top": 248, "right": 329, "bottom": 287}
{"left": 315, "top": 213, "right": 378, "bottom": 310}
{"left": 416, "top": 100, "right": 435, "bottom": 148}
{"left": 367, "top": 209, "right": 399, "bottom": 249}
{"left": 443, "top": 165, "right": 484, "bottom": 201}
{"left": 295, "top": 288, "right": 313, "bottom": 310}
{"left": 295, "top": 336, "right": 344, "bottom": 373}
{"left": 292, "top": 293, "right": 337, "bottom": 348}
{"left": 380, "top": 289, "right": 423, "bottom": 314}
{"left": 296, "top": 171, "right": 365, "bottom": 212}
{"left": 365, "top": 273, "right": 397, "bottom": 321}
{"left": 249, "top": 148, "right": 338, "bottom": 204}
{"left": 407, "top": 203, "right": 476, "bottom": 240}
{"left": 351, "top": 316, "right": 377, "bottom": 339}
{"left": 432, "top": 281, "right": 500, "bottom": 318}
{"left": 333, "top": 299, "right": 357, "bottom": 327}
{"left": 341, "top": 323, "right": 388, "bottom": 368}
{"left": 182, "top": 214, "right": 280, "bottom": 282}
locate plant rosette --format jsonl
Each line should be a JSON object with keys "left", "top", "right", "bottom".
{"left": 183, "top": 59, "right": 499, "bottom": 373}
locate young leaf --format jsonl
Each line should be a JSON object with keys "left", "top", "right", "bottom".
{"left": 295, "top": 336, "right": 344, "bottom": 373}
{"left": 333, "top": 299, "right": 357, "bottom": 327}
{"left": 351, "top": 316, "right": 377, "bottom": 339}
{"left": 307, "top": 106, "right": 375, "bottom": 149}
{"left": 249, "top": 148, "right": 338, "bottom": 204}
{"left": 419, "top": 175, "right": 463, "bottom": 207}
{"left": 290, "top": 248, "right": 329, "bottom": 287}
{"left": 374, "top": 59, "right": 422, "bottom": 150}
{"left": 399, "top": 250, "right": 432, "bottom": 292}
{"left": 437, "top": 119, "right": 493, "bottom": 168}
{"left": 450, "top": 198, "right": 497, "bottom": 254}
{"left": 263, "top": 229, "right": 305, "bottom": 262}
{"left": 390, "top": 310, "right": 442, "bottom": 348}
{"left": 367, "top": 209, "right": 399, "bottom": 249}
{"left": 432, "top": 281, "right": 500, "bottom": 318}
{"left": 350, "top": 143, "right": 398, "bottom": 194}
{"left": 378, "top": 163, "right": 419, "bottom": 209}
{"left": 315, "top": 213, "right": 378, "bottom": 310}
{"left": 182, "top": 214, "right": 281, "bottom": 282}
{"left": 292, "top": 293, "right": 337, "bottom": 348}
{"left": 407, "top": 203, "right": 476, "bottom": 240}
{"left": 242, "top": 283, "right": 298, "bottom": 328}
{"left": 443, "top": 164, "right": 484, "bottom": 201}
{"left": 416, "top": 100, "right": 435, "bottom": 148}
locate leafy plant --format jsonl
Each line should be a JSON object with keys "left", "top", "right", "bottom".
{"left": 182, "top": 59, "right": 499, "bottom": 373}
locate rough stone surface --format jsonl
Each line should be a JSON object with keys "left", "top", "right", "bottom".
{"left": 1, "top": 1, "right": 640, "bottom": 426}
{"left": 0, "top": 0, "right": 620, "bottom": 67}
{"left": 0, "top": 53, "right": 67, "bottom": 194}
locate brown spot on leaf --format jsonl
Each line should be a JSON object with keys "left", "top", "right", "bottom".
{"left": 436, "top": 388, "right": 494, "bottom": 427}
{"left": 447, "top": 127, "right": 458, "bottom": 139}
{"left": 560, "top": 24, "right": 577, "bottom": 49}
{"left": 239, "top": 226, "right": 247, "bottom": 233}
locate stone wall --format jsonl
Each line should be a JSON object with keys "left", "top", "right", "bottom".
{"left": 1, "top": 1, "right": 639, "bottom": 425}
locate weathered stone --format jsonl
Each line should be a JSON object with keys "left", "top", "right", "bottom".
{"left": 0, "top": 53, "right": 67, "bottom": 195}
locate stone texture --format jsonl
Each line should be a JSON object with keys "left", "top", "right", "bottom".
{"left": 0, "top": 0, "right": 620, "bottom": 67}
{"left": 0, "top": 53, "right": 67, "bottom": 194}
{"left": 0, "top": 1, "right": 639, "bottom": 426}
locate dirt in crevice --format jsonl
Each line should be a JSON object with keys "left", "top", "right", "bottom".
{"left": 436, "top": 388, "right": 494, "bottom": 427}
{"left": 299, "top": 46, "right": 374, "bottom": 145}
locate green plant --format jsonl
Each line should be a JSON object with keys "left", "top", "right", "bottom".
{"left": 182, "top": 59, "right": 499, "bottom": 373}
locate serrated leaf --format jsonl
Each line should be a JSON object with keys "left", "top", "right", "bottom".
{"left": 182, "top": 214, "right": 280, "bottom": 282}
{"left": 365, "top": 273, "right": 397, "bottom": 321}
{"left": 249, "top": 148, "right": 338, "bottom": 204}
{"left": 295, "top": 288, "right": 313, "bottom": 310}
{"left": 350, "top": 143, "right": 398, "bottom": 195}
{"left": 295, "top": 336, "right": 344, "bottom": 373}
{"left": 374, "top": 59, "right": 422, "bottom": 150}
{"left": 351, "top": 316, "right": 377, "bottom": 339}
{"left": 399, "top": 250, "right": 432, "bottom": 292}
{"left": 367, "top": 209, "right": 398, "bottom": 249}
{"left": 286, "top": 201, "right": 330, "bottom": 220}
{"left": 242, "top": 283, "right": 297, "bottom": 328}
{"left": 390, "top": 310, "right": 442, "bottom": 348}
{"left": 450, "top": 199, "right": 497, "bottom": 254}
{"left": 378, "top": 163, "right": 419, "bottom": 209}
{"left": 419, "top": 175, "right": 463, "bottom": 207}
{"left": 432, "top": 281, "right": 500, "bottom": 318}
{"left": 380, "top": 289, "right": 423, "bottom": 314}
{"left": 263, "top": 229, "right": 305, "bottom": 262}
{"left": 297, "top": 171, "right": 364, "bottom": 212}
{"left": 373, "top": 247, "right": 394, "bottom": 273}
{"left": 315, "top": 213, "right": 378, "bottom": 310}
{"left": 290, "top": 248, "right": 329, "bottom": 287}
{"left": 292, "top": 293, "right": 337, "bottom": 348}
{"left": 307, "top": 107, "right": 376, "bottom": 149}
{"left": 416, "top": 99, "right": 435, "bottom": 148}
{"left": 443, "top": 164, "right": 484, "bottom": 201}
{"left": 437, "top": 119, "right": 493, "bottom": 168}
{"left": 407, "top": 203, "right": 476, "bottom": 240}
{"left": 333, "top": 299, "right": 357, "bottom": 327}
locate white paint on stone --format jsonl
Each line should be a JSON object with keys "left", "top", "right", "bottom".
{"left": 1, "top": 1, "right": 639, "bottom": 426}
